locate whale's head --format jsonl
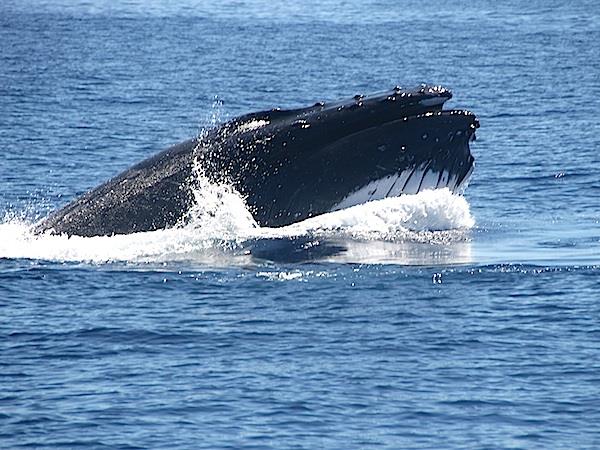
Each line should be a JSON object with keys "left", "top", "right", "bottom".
{"left": 202, "top": 85, "right": 479, "bottom": 227}
{"left": 34, "top": 85, "right": 479, "bottom": 237}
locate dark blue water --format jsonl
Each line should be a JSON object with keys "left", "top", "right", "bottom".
{"left": 2, "top": 1, "right": 600, "bottom": 448}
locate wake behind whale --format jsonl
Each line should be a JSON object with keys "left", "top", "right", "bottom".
{"left": 35, "top": 84, "right": 479, "bottom": 238}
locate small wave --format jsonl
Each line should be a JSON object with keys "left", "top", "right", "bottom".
{"left": 0, "top": 185, "right": 473, "bottom": 265}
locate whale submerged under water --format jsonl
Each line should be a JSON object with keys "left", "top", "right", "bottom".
{"left": 35, "top": 84, "right": 479, "bottom": 237}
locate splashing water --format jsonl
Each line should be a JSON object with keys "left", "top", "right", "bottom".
{"left": 278, "top": 188, "right": 474, "bottom": 239}
{"left": 0, "top": 181, "right": 474, "bottom": 265}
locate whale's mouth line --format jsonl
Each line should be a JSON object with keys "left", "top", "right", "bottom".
{"left": 362, "top": 105, "right": 478, "bottom": 137}
{"left": 330, "top": 163, "right": 473, "bottom": 213}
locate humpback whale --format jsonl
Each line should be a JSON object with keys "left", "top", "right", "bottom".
{"left": 35, "top": 85, "right": 479, "bottom": 237}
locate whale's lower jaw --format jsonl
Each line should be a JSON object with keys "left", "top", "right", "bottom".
{"left": 331, "top": 163, "right": 474, "bottom": 212}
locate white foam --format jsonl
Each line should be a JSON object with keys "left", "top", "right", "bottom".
{"left": 0, "top": 183, "right": 473, "bottom": 264}
{"left": 0, "top": 174, "right": 257, "bottom": 264}
{"left": 276, "top": 188, "right": 474, "bottom": 240}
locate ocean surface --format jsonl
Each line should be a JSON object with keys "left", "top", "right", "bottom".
{"left": 2, "top": 0, "right": 600, "bottom": 448}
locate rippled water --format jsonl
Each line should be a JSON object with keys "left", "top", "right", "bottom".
{"left": 2, "top": 0, "right": 600, "bottom": 448}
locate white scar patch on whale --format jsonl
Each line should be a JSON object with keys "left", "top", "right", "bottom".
{"left": 236, "top": 119, "right": 270, "bottom": 133}
{"left": 419, "top": 97, "right": 447, "bottom": 107}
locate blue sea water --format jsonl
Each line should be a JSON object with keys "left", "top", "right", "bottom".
{"left": 1, "top": 0, "right": 600, "bottom": 448}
